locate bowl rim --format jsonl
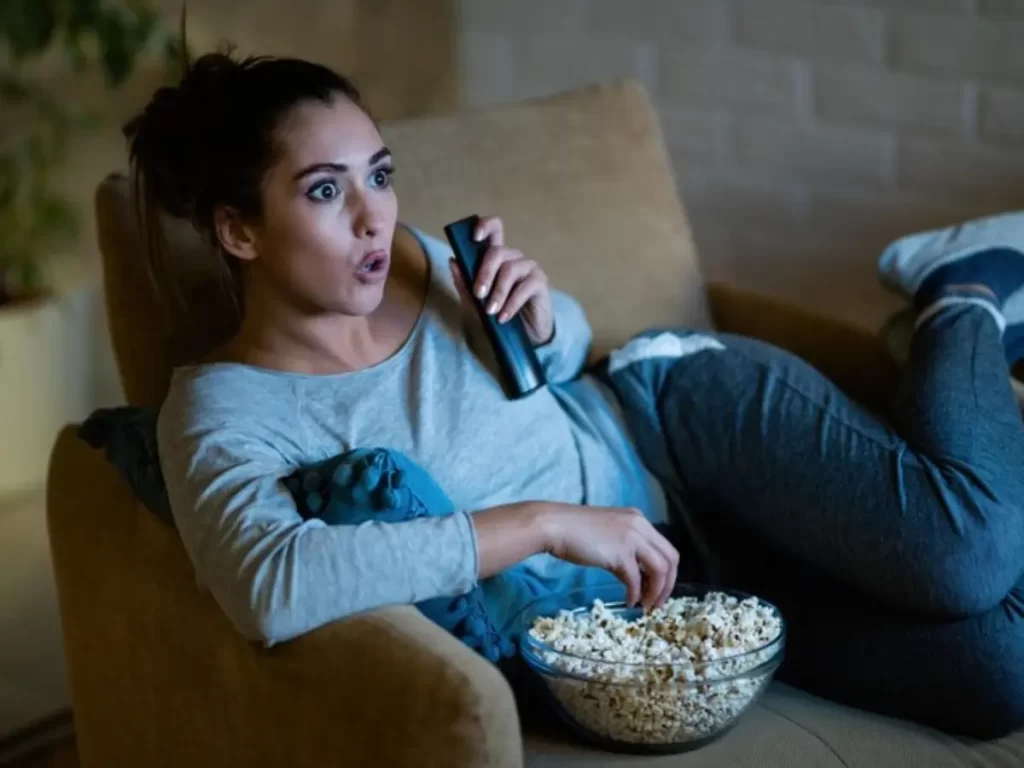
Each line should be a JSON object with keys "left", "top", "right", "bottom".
{"left": 516, "top": 582, "right": 787, "bottom": 672}
{"left": 522, "top": 637, "right": 785, "bottom": 688}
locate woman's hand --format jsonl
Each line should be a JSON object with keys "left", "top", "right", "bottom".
{"left": 472, "top": 501, "right": 680, "bottom": 611}
{"left": 542, "top": 503, "right": 680, "bottom": 611}
{"left": 448, "top": 215, "right": 555, "bottom": 345}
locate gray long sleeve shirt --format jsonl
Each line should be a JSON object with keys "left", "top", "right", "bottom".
{"left": 157, "top": 226, "right": 666, "bottom": 645}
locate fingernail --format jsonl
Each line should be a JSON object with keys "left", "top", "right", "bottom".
{"left": 476, "top": 284, "right": 489, "bottom": 298}
{"left": 498, "top": 312, "right": 509, "bottom": 323}
{"left": 487, "top": 301, "right": 499, "bottom": 314}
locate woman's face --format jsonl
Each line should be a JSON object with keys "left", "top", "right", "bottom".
{"left": 231, "top": 94, "right": 398, "bottom": 317}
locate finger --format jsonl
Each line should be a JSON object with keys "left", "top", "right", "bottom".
{"left": 657, "top": 553, "right": 678, "bottom": 607}
{"left": 644, "top": 526, "right": 680, "bottom": 607}
{"left": 482, "top": 253, "right": 530, "bottom": 314}
{"left": 473, "top": 215, "right": 504, "bottom": 247}
{"left": 632, "top": 516, "right": 677, "bottom": 571}
{"left": 474, "top": 246, "right": 520, "bottom": 301}
{"left": 498, "top": 268, "right": 544, "bottom": 323}
{"left": 636, "top": 545, "right": 670, "bottom": 611}
{"left": 614, "top": 558, "right": 643, "bottom": 608}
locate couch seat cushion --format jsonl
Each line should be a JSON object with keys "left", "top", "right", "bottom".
{"left": 524, "top": 683, "right": 1024, "bottom": 767}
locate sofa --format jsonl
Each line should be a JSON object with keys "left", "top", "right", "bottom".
{"left": 47, "top": 80, "right": 1024, "bottom": 767}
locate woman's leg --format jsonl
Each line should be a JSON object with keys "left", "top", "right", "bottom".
{"left": 596, "top": 275, "right": 1024, "bottom": 735}
{"left": 717, "top": 526, "right": 1024, "bottom": 739}
{"left": 640, "top": 303, "right": 1024, "bottom": 620}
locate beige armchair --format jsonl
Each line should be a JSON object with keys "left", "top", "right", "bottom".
{"left": 50, "top": 81, "right": 1019, "bottom": 767}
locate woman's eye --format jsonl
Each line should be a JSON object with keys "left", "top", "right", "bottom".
{"left": 307, "top": 180, "right": 341, "bottom": 202}
{"left": 369, "top": 167, "right": 394, "bottom": 189}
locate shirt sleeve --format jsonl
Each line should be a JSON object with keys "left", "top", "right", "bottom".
{"left": 158, "top": 411, "right": 479, "bottom": 647}
{"left": 534, "top": 287, "right": 594, "bottom": 384}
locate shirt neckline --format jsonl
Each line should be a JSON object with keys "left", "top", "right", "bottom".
{"left": 174, "top": 223, "right": 437, "bottom": 383}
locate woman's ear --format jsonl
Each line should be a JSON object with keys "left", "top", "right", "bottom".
{"left": 214, "top": 205, "right": 259, "bottom": 262}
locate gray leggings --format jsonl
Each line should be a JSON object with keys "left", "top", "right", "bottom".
{"left": 600, "top": 305, "right": 1024, "bottom": 739}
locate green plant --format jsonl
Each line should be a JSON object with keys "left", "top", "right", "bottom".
{"left": 0, "top": 0, "right": 184, "bottom": 307}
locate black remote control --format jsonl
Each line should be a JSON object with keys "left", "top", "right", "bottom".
{"left": 444, "top": 215, "right": 547, "bottom": 399}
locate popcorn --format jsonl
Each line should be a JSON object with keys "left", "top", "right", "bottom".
{"left": 527, "top": 592, "right": 783, "bottom": 745}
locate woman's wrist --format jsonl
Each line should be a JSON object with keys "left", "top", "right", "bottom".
{"left": 472, "top": 500, "right": 554, "bottom": 579}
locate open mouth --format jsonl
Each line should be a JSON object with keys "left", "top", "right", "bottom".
{"left": 358, "top": 251, "right": 388, "bottom": 274}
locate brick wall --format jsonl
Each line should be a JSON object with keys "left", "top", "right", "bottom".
{"left": 458, "top": 0, "right": 1024, "bottom": 327}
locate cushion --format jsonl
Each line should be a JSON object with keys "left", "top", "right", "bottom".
{"left": 77, "top": 406, "right": 171, "bottom": 525}
{"left": 524, "top": 682, "right": 1024, "bottom": 767}
{"left": 281, "top": 446, "right": 516, "bottom": 661}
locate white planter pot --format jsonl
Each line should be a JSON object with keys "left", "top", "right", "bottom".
{"left": 0, "top": 283, "right": 102, "bottom": 494}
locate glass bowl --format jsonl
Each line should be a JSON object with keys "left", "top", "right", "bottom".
{"left": 516, "top": 582, "right": 786, "bottom": 754}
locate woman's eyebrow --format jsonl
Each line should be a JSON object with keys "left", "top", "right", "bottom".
{"left": 292, "top": 147, "right": 392, "bottom": 181}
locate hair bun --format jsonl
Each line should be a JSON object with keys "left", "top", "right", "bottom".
{"left": 177, "top": 51, "right": 244, "bottom": 107}
{"left": 123, "top": 52, "right": 243, "bottom": 220}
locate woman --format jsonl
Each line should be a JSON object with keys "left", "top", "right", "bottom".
{"left": 128, "top": 51, "right": 1024, "bottom": 739}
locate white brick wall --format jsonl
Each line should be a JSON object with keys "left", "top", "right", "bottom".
{"left": 457, "top": 0, "right": 1024, "bottom": 327}
{"left": 735, "top": 1, "right": 888, "bottom": 65}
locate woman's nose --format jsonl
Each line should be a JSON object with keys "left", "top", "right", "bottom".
{"left": 351, "top": 194, "right": 382, "bottom": 238}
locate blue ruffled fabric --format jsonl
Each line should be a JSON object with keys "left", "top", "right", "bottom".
{"left": 282, "top": 447, "right": 518, "bottom": 662}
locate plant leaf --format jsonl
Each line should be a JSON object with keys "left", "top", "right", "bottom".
{"left": 68, "top": 0, "right": 103, "bottom": 31}
{"left": 33, "top": 195, "right": 78, "bottom": 241}
{"left": 97, "top": 10, "right": 132, "bottom": 86}
{"left": 0, "top": 0, "right": 57, "bottom": 60}
{"left": 65, "top": 37, "right": 89, "bottom": 72}
{"left": 0, "top": 0, "right": 172, "bottom": 300}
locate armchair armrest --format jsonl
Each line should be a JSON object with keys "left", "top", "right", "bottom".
{"left": 706, "top": 281, "right": 901, "bottom": 413}
{"left": 47, "top": 426, "right": 522, "bottom": 768}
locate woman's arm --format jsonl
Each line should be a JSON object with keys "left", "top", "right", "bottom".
{"left": 473, "top": 500, "right": 680, "bottom": 610}
{"left": 161, "top": 419, "right": 679, "bottom": 644}
{"left": 160, "top": 375, "right": 679, "bottom": 645}
{"left": 159, "top": 420, "right": 480, "bottom": 646}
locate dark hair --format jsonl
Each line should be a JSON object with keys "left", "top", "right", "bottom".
{"left": 123, "top": 48, "right": 366, "bottom": 337}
